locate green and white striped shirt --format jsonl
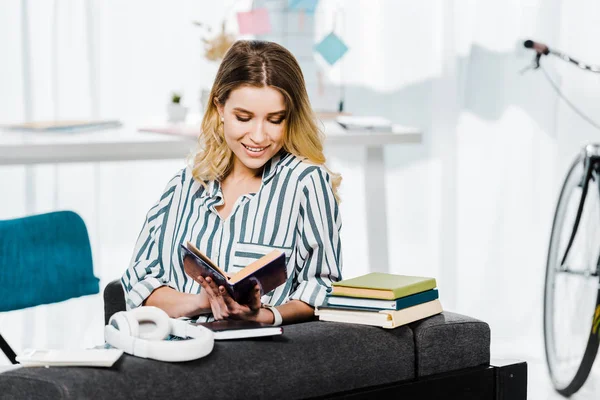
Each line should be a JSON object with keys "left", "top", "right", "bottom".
{"left": 121, "top": 151, "right": 343, "bottom": 314}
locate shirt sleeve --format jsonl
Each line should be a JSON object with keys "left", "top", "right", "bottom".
{"left": 289, "top": 167, "right": 343, "bottom": 307}
{"left": 120, "top": 171, "right": 183, "bottom": 310}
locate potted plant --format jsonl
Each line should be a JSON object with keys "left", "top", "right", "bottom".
{"left": 167, "top": 92, "right": 188, "bottom": 123}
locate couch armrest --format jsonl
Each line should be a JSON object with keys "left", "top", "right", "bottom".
{"left": 103, "top": 280, "right": 126, "bottom": 325}
{"left": 409, "top": 311, "right": 491, "bottom": 377}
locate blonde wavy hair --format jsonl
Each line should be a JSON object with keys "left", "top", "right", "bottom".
{"left": 190, "top": 40, "right": 341, "bottom": 202}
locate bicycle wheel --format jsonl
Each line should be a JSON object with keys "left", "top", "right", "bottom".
{"left": 544, "top": 152, "right": 600, "bottom": 396}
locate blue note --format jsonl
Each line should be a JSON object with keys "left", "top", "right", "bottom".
{"left": 314, "top": 32, "right": 349, "bottom": 65}
{"left": 288, "top": 0, "right": 319, "bottom": 14}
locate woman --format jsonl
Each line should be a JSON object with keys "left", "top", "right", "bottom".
{"left": 121, "top": 40, "right": 342, "bottom": 326}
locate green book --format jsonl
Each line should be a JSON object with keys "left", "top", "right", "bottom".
{"left": 331, "top": 273, "right": 437, "bottom": 300}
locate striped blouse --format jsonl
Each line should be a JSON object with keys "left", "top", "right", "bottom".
{"left": 121, "top": 151, "right": 343, "bottom": 316}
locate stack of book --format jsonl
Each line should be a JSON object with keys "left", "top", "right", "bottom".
{"left": 315, "top": 272, "right": 442, "bottom": 329}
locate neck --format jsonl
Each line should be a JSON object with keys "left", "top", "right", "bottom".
{"left": 226, "top": 159, "right": 262, "bottom": 183}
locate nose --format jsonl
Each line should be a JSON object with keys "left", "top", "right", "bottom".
{"left": 248, "top": 121, "right": 267, "bottom": 144}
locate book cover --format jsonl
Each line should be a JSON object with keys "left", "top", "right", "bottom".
{"left": 195, "top": 320, "right": 283, "bottom": 340}
{"left": 325, "top": 289, "right": 439, "bottom": 311}
{"left": 331, "top": 273, "right": 437, "bottom": 300}
{"left": 315, "top": 299, "right": 443, "bottom": 329}
{"left": 181, "top": 242, "right": 287, "bottom": 304}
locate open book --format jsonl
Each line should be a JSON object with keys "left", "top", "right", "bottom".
{"left": 181, "top": 242, "right": 287, "bottom": 304}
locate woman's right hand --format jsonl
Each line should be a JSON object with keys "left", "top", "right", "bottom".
{"left": 197, "top": 276, "right": 261, "bottom": 320}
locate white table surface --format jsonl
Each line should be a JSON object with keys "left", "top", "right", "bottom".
{"left": 0, "top": 120, "right": 422, "bottom": 273}
{"left": 0, "top": 121, "right": 421, "bottom": 165}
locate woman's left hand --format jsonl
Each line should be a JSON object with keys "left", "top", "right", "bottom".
{"left": 197, "top": 276, "right": 261, "bottom": 320}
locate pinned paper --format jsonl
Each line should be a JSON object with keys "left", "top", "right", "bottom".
{"left": 288, "top": 0, "right": 319, "bottom": 14}
{"left": 298, "top": 8, "right": 305, "bottom": 31}
{"left": 314, "top": 32, "right": 348, "bottom": 65}
{"left": 237, "top": 8, "right": 272, "bottom": 35}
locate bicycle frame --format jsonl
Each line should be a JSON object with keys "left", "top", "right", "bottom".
{"left": 558, "top": 144, "right": 600, "bottom": 280}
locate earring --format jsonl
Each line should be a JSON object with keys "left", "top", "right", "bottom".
{"left": 220, "top": 116, "right": 224, "bottom": 122}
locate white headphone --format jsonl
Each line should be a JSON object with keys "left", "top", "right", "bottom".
{"left": 104, "top": 306, "right": 214, "bottom": 362}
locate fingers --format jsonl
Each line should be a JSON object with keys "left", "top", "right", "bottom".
{"left": 197, "top": 276, "right": 216, "bottom": 296}
{"left": 221, "top": 287, "right": 258, "bottom": 318}
{"left": 197, "top": 277, "right": 261, "bottom": 320}
{"left": 249, "top": 284, "right": 262, "bottom": 311}
{"left": 198, "top": 276, "right": 229, "bottom": 319}
{"left": 221, "top": 287, "right": 238, "bottom": 308}
{"left": 220, "top": 288, "right": 248, "bottom": 317}
{"left": 230, "top": 285, "right": 262, "bottom": 318}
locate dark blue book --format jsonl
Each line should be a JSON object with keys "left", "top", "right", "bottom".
{"left": 325, "top": 289, "right": 439, "bottom": 311}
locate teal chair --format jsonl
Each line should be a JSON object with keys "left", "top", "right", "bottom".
{"left": 0, "top": 211, "right": 100, "bottom": 364}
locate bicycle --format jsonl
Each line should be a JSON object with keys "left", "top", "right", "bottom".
{"left": 524, "top": 40, "right": 600, "bottom": 396}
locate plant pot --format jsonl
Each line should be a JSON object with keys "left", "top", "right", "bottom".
{"left": 167, "top": 103, "right": 188, "bottom": 123}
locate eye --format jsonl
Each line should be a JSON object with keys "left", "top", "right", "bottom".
{"left": 235, "top": 115, "right": 251, "bottom": 122}
{"left": 269, "top": 118, "right": 285, "bottom": 125}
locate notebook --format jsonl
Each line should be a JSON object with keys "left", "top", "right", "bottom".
{"left": 16, "top": 348, "right": 124, "bottom": 367}
{"left": 194, "top": 320, "right": 283, "bottom": 340}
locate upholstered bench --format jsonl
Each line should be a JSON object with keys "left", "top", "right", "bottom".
{"left": 0, "top": 281, "right": 527, "bottom": 399}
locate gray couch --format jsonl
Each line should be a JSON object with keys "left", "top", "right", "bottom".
{"left": 0, "top": 281, "right": 527, "bottom": 399}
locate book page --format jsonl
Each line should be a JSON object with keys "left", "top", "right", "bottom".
{"left": 186, "top": 241, "right": 230, "bottom": 279}
{"left": 229, "top": 250, "right": 283, "bottom": 284}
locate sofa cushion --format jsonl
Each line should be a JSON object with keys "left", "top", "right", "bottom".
{"left": 0, "top": 321, "right": 415, "bottom": 400}
{"left": 103, "top": 280, "right": 126, "bottom": 325}
{"left": 409, "top": 312, "right": 490, "bottom": 377}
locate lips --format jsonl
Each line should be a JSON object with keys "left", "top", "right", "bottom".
{"left": 242, "top": 143, "right": 269, "bottom": 153}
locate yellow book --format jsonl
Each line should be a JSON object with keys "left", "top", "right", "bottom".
{"left": 331, "top": 273, "right": 437, "bottom": 300}
{"left": 315, "top": 299, "right": 443, "bottom": 329}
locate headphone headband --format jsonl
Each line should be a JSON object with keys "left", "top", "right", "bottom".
{"left": 104, "top": 306, "right": 214, "bottom": 362}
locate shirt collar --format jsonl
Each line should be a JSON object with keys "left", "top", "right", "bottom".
{"left": 200, "top": 179, "right": 220, "bottom": 200}
{"left": 261, "top": 149, "right": 289, "bottom": 184}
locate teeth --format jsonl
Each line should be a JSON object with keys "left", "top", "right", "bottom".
{"left": 243, "top": 144, "right": 266, "bottom": 152}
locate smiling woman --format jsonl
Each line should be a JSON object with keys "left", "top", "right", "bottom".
{"left": 121, "top": 40, "right": 343, "bottom": 326}
{"left": 194, "top": 40, "right": 341, "bottom": 199}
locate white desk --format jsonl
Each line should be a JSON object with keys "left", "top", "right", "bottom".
{"left": 0, "top": 121, "right": 422, "bottom": 273}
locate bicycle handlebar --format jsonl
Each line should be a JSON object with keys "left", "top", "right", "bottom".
{"left": 524, "top": 40, "right": 550, "bottom": 55}
{"left": 523, "top": 39, "right": 600, "bottom": 73}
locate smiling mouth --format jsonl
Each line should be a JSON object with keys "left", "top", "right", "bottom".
{"left": 242, "top": 144, "right": 269, "bottom": 153}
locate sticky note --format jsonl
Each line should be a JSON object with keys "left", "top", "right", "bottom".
{"left": 314, "top": 32, "right": 348, "bottom": 65}
{"left": 288, "top": 0, "right": 319, "bottom": 14}
{"left": 237, "top": 8, "right": 272, "bottom": 35}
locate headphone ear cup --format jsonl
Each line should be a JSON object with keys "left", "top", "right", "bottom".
{"left": 109, "top": 311, "right": 139, "bottom": 337}
{"left": 105, "top": 309, "right": 215, "bottom": 362}
{"left": 129, "top": 306, "right": 171, "bottom": 340}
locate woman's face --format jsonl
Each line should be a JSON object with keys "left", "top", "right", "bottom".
{"left": 217, "top": 85, "right": 286, "bottom": 176}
